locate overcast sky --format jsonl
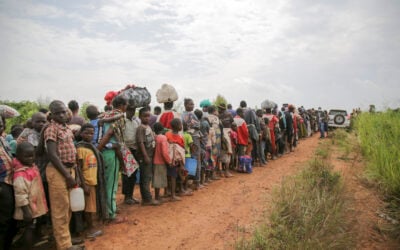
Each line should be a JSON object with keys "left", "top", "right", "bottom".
{"left": 1, "top": 0, "right": 399, "bottom": 112}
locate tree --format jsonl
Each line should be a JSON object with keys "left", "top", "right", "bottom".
{"left": 0, "top": 100, "right": 47, "bottom": 133}
{"left": 213, "top": 94, "right": 228, "bottom": 108}
{"left": 79, "top": 101, "right": 92, "bottom": 121}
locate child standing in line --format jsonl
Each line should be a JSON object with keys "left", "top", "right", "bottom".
{"left": 229, "top": 122, "right": 238, "bottom": 171}
{"left": 153, "top": 123, "right": 175, "bottom": 202}
{"left": 122, "top": 105, "right": 141, "bottom": 205}
{"left": 165, "top": 118, "right": 189, "bottom": 198}
{"left": 136, "top": 107, "right": 159, "bottom": 206}
{"left": 183, "top": 122, "right": 197, "bottom": 190}
{"left": 76, "top": 124, "right": 103, "bottom": 239}
{"left": 16, "top": 112, "right": 50, "bottom": 227}
{"left": 85, "top": 105, "right": 100, "bottom": 146}
{"left": 194, "top": 109, "right": 210, "bottom": 185}
{"left": 9, "top": 125, "right": 24, "bottom": 156}
{"left": 44, "top": 100, "right": 82, "bottom": 250}
{"left": 13, "top": 142, "right": 48, "bottom": 249}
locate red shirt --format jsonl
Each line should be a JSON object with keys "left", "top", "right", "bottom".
{"left": 264, "top": 114, "right": 279, "bottom": 131}
{"left": 233, "top": 116, "right": 249, "bottom": 146}
{"left": 165, "top": 131, "right": 184, "bottom": 148}
{"left": 153, "top": 134, "right": 171, "bottom": 165}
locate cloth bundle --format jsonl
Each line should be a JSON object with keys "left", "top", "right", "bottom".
{"left": 118, "top": 85, "right": 151, "bottom": 108}
{"left": 156, "top": 84, "right": 178, "bottom": 103}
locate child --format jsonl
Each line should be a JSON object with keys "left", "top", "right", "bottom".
{"left": 85, "top": 105, "right": 100, "bottom": 146}
{"left": 182, "top": 98, "right": 202, "bottom": 189}
{"left": 153, "top": 123, "right": 175, "bottom": 201}
{"left": 9, "top": 124, "right": 24, "bottom": 156}
{"left": 16, "top": 112, "right": 49, "bottom": 204}
{"left": 13, "top": 142, "right": 48, "bottom": 249}
{"left": 229, "top": 122, "right": 238, "bottom": 171}
{"left": 122, "top": 105, "right": 140, "bottom": 205}
{"left": 165, "top": 118, "right": 190, "bottom": 198}
{"left": 194, "top": 109, "right": 210, "bottom": 185}
{"left": 136, "top": 107, "right": 160, "bottom": 206}
{"left": 76, "top": 124, "right": 103, "bottom": 239}
{"left": 183, "top": 122, "right": 194, "bottom": 160}
{"left": 43, "top": 100, "right": 82, "bottom": 250}
{"left": 183, "top": 122, "right": 197, "bottom": 190}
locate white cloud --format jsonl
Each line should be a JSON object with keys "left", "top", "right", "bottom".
{"left": 0, "top": 0, "right": 399, "bottom": 112}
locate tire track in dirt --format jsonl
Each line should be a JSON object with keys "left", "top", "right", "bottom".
{"left": 330, "top": 141, "right": 399, "bottom": 250}
{"left": 86, "top": 134, "right": 321, "bottom": 250}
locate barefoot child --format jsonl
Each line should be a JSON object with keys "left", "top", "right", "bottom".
{"left": 76, "top": 124, "right": 103, "bottom": 239}
{"left": 152, "top": 123, "right": 173, "bottom": 202}
{"left": 13, "top": 142, "right": 48, "bottom": 249}
{"left": 165, "top": 118, "right": 189, "bottom": 198}
{"left": 136, "top": 107, "right": 159, "bottom": 206}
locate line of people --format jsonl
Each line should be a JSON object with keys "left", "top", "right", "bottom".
{"left": 0, "top": 93, "right": 323, "bottom": 250}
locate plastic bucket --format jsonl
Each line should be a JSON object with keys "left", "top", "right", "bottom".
{"left": 185, "top": 157, "right": 197, "bottom": 176}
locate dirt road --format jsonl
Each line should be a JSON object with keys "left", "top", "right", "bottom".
{"left": 86, "top": 134, "right": 321, "bottom": 250}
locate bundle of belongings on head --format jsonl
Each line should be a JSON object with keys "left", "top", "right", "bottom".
{"left": 156, "top": 83, "right": 178, "bottom": 103}
{"left": 118, "top": 84, "right": 151, "bottom": 108}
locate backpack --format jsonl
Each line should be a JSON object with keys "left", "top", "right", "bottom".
{"left": 247, "top": 124, "right": 259, "bottom": 142}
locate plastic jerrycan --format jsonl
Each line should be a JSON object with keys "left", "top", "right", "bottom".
{"left": 70, "top": 186, "right": 85, "bottom": 211}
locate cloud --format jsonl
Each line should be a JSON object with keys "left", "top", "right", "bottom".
{"left": 0, "top": 0, "right": 399, "bottom": 111}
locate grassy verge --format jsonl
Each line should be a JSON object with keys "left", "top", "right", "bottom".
{"left": 354, "top": 111, "right": 400, "bottom": 195}
{"left": 236, "top": 139, "right": 353, "bottom": 249}
{"left": 354, "top": 110, "right": 400, "bottom": 239}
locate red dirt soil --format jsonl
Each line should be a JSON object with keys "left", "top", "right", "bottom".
{"left": 84, "top": 133, "right": 398, "bottom": 250}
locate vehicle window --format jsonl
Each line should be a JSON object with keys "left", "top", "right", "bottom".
{"left": 329, "top": 110, "right": 347, "bottom": 116}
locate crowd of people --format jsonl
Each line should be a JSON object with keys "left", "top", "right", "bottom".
{"left": 0, "top": 87, "right": 330, "bottom": 250}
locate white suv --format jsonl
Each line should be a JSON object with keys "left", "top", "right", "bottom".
{"left": 328, "top": 109, "right": 350, "bottom": 128}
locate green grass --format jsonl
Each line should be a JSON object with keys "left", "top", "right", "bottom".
{"left": 354, "top": 111, "right": 400, "bottom": 195}
{"left": 330, "top": 129, "right": 354, "bottom": 161}
{"left": 354, "top": 110, "right": 400, "bottom": 239}
{"left": 236, "top": 143, "right": 353, "bottom": 249}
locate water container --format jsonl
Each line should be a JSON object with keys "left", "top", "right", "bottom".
{"left": 185, "top": 157, "right": 197, "bottom": 176}
{"left": 69, "top": 187, "right": 85, "bottom": 212}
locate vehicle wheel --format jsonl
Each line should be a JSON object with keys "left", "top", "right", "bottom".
{"left": 334, "top": 114, "right": 345, "bottom": 125}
